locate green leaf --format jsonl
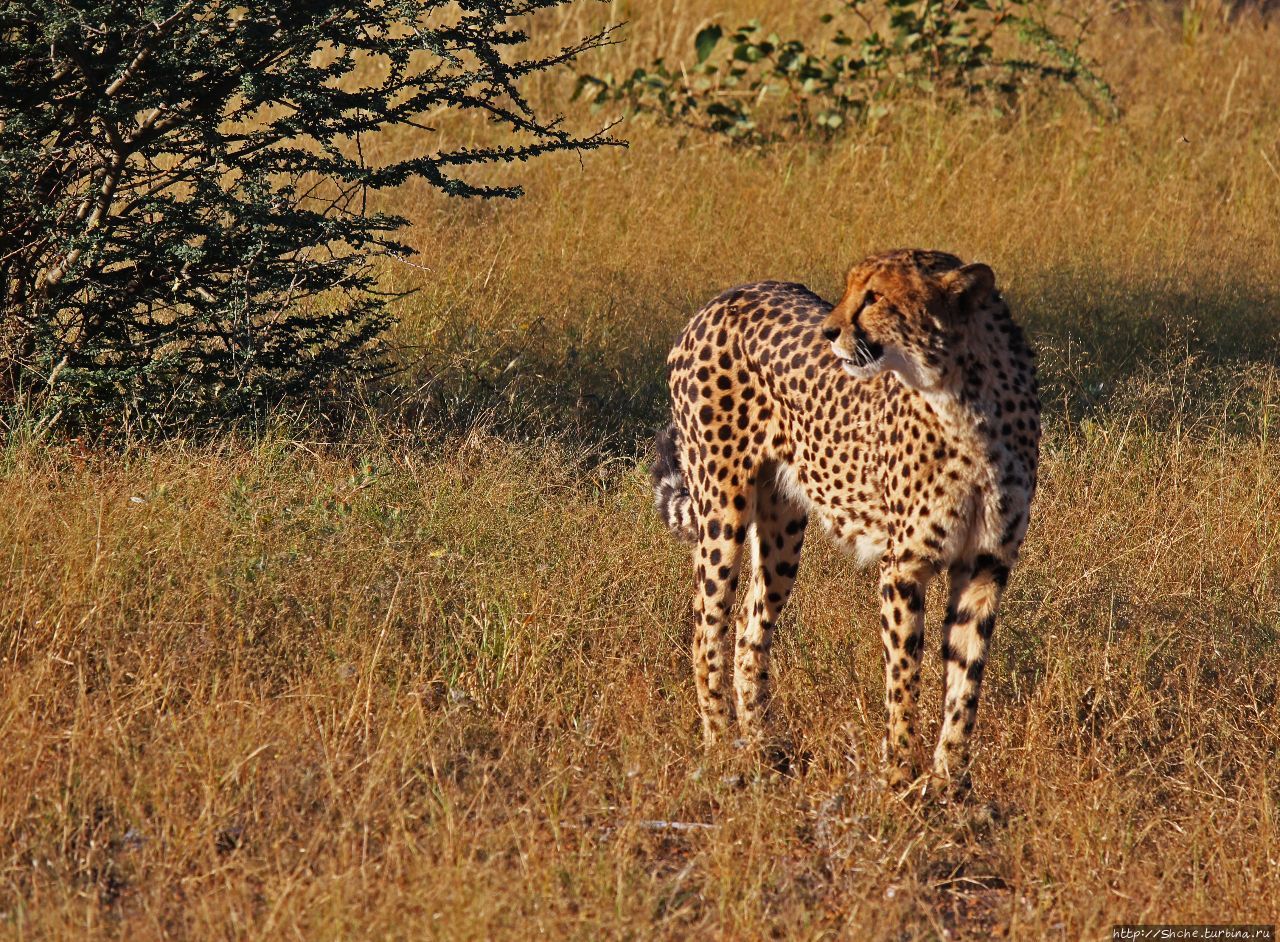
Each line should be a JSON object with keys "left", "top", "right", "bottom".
{"left": 694, "top": 25, "right": 723, "bottom": 65}
{"left": 569, "top": 75, "right": 600, "bottom": 102}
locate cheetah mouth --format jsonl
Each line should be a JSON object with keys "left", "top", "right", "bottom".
{"left": 835, "top": 339, "right": 885, "bottom": 377}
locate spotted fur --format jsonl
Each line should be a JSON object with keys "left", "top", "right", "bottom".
{"left": 652, "top": 249, "right": 1040, "bottom": 792}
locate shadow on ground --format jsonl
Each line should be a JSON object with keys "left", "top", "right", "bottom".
{"left": 373, "top": 268, "right": 1280, "bottom": 458}
{"left": 1021, "top": 266, "right": 1280, "bottom": 429}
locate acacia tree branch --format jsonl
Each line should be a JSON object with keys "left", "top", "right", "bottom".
{"left": 2, "top": 0, "right": 624, "bottom": 431}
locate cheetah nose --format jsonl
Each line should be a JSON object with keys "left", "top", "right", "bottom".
{"left": 822, "top": 325, "right": 841, "bottom": 342}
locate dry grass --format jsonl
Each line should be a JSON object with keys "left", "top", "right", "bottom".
{"left": 5, "top": 2, "right": 1280, "bottom": 938}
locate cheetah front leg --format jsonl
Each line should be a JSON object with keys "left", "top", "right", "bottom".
{"left": 878, "top": 561, "right": 934, "bottom": 788}
{"left": 932, "top": 555, "right": 1010, "bottom": 793}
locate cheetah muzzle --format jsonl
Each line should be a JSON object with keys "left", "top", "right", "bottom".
{"left": 651, "top": 248, "right": 1040, "bottom": 796}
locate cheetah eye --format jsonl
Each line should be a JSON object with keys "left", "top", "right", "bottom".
{"left": 863, "top": 290, "right": 879, "bottom": 306}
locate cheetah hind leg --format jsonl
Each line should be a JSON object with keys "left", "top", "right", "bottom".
{"left": 690, "top": 497, "right": 754, "bottom": 746}
{"left": 732, "top": 464, "right": 807, "bottom": 766}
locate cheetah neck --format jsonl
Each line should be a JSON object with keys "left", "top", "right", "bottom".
{"left": 921, "top": 309, "right": 1020, "bottom": 461}
{"left": 921, "top": 387, "right": 991, "bottom": 463}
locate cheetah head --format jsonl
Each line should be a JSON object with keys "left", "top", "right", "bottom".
{"left": 820, "top": 256, "right": 996, "bottom": 392}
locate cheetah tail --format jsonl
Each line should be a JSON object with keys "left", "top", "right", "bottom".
{"left": 650, "top": 423, "right": 697, "bottom": 544}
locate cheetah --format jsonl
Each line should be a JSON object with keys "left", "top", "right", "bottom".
{"left": 651, "top": 249, "right": 1040, "bottom": 792}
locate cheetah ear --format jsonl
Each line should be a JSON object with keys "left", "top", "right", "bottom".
{"left": 940, "top": 263, "right": 995, "bottom": 320}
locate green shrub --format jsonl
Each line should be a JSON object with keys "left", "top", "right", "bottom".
{"left": 575, "top": 0, "right": 1116, "bottom": 142}
{"left": 0, "top": 0, "right": 619, "bottom": 435}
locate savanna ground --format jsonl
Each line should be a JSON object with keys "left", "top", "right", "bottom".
{"left": 5, "top": 1, "right": 1280, "bottom": 938}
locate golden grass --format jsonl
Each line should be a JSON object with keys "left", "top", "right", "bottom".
{"left": 5, "top": 3, "right": 1280, "bottom": 938}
